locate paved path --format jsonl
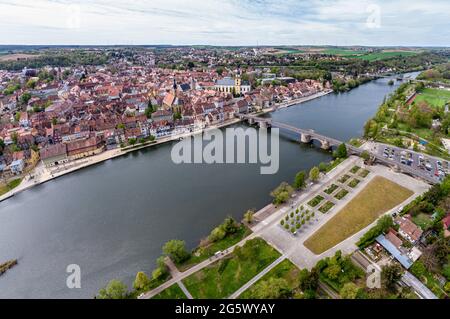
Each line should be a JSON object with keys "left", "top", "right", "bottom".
{"left": 402, "top": 271, "right": 438, "bottom": 299}
{"left": 228, "top": 255, "right": 286, "bottom": 299}
{"left": 139, "top": 160, "right": 347, "bottom": 299}
{"left": 318, "top": 281, "right": 340, "bottom": 299}
{"left": 177, "top": 281, "right": 194, "bottom": 299}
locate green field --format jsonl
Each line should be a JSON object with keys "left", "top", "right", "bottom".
{"left": 177, "top": 225, "right": 251, "bottom": 271}
{"left": 0, "top": 178, "right": 22, "bottom": 196}
{"left": 321, "top": 49, "right": 418, "bottom": 61}
{"left": 414, "top": 88, "right": 450, "bottom": 109}
{"left": 239, "top": 259, "right": 301, "bottom": 299}
{"left": 152, "top": 283, "right": 187, "bottom": 299}
{"left": 322, "top": 48, "right": 364, "bottom": 56}
{"left": 304, "top": 177, "right": 413, "bottom": 254}
{"left": 357, "top": 51, "right": 418, "bottom": 61}
{"left": 182, "top": 238, "right": 280, "bottom": 299}
{"left": 412, "top": 213, "right": 433, "bottom": 230}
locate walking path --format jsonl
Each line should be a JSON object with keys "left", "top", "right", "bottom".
{"left": 0, "top": 91, "right": 332, "bottom": 203}
{"left": 140, "top": 157, "right": 358, "bottom": 300}
{"left": 177, "top": 281, "right": 194, "bottom": 299}
{"left": 228, "top": 255, "right": 286, "bottom": 299}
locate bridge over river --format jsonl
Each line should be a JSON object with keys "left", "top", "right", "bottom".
{"left": 239, "top": 113, "right": 438, "bottom": 185}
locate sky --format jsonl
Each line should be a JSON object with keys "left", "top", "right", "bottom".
{"left": 0, "top": 0, "right": 449, "bottom": 46}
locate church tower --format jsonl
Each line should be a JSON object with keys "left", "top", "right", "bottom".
{"left": 234, "top": 70, "right": 242, "bottom": 96}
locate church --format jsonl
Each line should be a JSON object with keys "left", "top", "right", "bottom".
{"left": 214, "top": 72, "right": 251, "bottom": 95}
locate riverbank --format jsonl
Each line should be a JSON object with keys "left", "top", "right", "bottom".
{"left": 0, "top": 90, "right": 332, "bottom": 203}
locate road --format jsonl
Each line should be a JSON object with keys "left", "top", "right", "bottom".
{"left": 241, "top": 114, "right": 444, "bottom": 184}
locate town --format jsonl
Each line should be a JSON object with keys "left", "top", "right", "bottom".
{"left": 0, "top": 45, "right": 449, "bottom": 302}
{"left": 0, "top": 47, "right": 333, "bottom": 198}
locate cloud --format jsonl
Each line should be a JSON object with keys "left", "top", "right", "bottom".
{"left": 0, "top": 0, "right": 448, "bottom": 46}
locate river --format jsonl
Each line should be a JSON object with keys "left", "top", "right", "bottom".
{"left": 0, "top": 73, "right": 417, "bottom": 298}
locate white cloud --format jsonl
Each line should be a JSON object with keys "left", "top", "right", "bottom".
{"left": 0, "top": 0, "right": 448, "bottom": 46}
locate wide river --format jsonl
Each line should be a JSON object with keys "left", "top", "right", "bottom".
{"left": 0, "top": 73, "right": 417, "bottom": 298}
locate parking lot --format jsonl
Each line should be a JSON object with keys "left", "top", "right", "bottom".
{"left": 376, "top": 143, "right": 449, "bottom": 183}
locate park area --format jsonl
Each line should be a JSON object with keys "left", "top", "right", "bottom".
{"left": 181, "top": 238, "right": 280, "bottom": 299}
{"left": 414, "top": 88, "right": 450, "bottom": 109}
{"left": 239, "top": 259, "right": 301, "bottom": 299}
{"left": 0, "top": 178, "right": 22, "bottom": 196}
{"left": 152, "top": 283, "right": 187, "bottom": 299}
{"left": 304, "top": 177, "right": 414, "bottom": 254}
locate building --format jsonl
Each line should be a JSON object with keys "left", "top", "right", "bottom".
{"left": 215, "top": 73, "right": 251, "bottom": 95}
{"left": 395, "top": 215, "right": 423, "bottom": 244}
{"left": 66, "top": 137, "right": 104, "bottom": 159}
{"left": 376, "top": 235, "right": 413, "bottom": 269}
{"left": 443, "top": 215, "right": 450, "bottom": 238}
{"left": 9, "top": 159, "right": 25, "bottom": 175}
{"left": 39, "top": 143, "right": 68, "bottom": 167}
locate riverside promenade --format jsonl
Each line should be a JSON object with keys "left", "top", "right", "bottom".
{"left": 0, "top": 90, "right": 332, "bottom": 203}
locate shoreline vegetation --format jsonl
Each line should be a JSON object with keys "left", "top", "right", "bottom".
{"left": 0, "top": 259, "right": 18, "bottom": 276}
{"left": 97, "top": 145, "right": 352, "bottom": 299}
{"left": 97, "top": 216, "right": 253, "bottom": 299}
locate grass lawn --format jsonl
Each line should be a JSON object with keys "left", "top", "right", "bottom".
{"left": 177, "top": 225, "right": 252, "bottom": 271}
{"left": 325, "top": 158, "right": 345, "bottom": 173}
{"left": 359, "top": 169, "right": 370, "bottom": 178}
{"left": 414, "top": 88, "right": 450, "bottom": 109}
{"left": 334, "top": 189, "right": 349, "bottom": 200}
{"left": 348, "top": 178, "right": 361, "bottom": 188}
{"left": 308, "top": 195, "right": 324, "bottom": 208}
{"left": 350, "top": 166, "right": 361, "bottom": 174}
{"left": 182, "top": 238, "right": 281, "bottom": 299}
{"left": 0, "top": 178, "right": 22, "bottom": 196}
{"left": 152, "top": 283, "right": 187, "bottom": 299}
{"left": 324, "top": 184, "right": 339, "bottom": 195}
{"left": 412, "top": 213, "right": 433, "bottom": 230}
{"left": 239, "top": 259, "right": 301, "bottom": 299}
{"left": 304, "top": 177, "right": 413, "bottom": 254}
{"left": 338, "top": 174, "right": 351, "bottom": 184}
{"left": 318, "top": 201, "right": 335, "bottom": 214}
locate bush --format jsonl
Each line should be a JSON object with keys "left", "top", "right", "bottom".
{"left": 97, "top": 279, "right": 128, "bottom": 299}
{"left": 357, "top": 215, "right": 394, "bottom": 248}
{"left": 133, "top": 271, "right": 151, "bottom": 291}
{"left": 162, "top": 239, "right": 190, "bottom": 264}
{"left": 209, "top": 227, "right": 226, "bottom": 242}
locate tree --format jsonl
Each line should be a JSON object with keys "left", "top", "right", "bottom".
{"left": 324, "top": 264, "right": 341, "bottom": 280}
{"left": 293, "top": 171, "right": 306, "bottom": 189}
{"left": 270, "top": 182, "right": 294, "bottom": 205}
{"left": 209, "top": 226, "right": 226, "bottom": 242}
{"left": 382, "top": 264, "right": 403, "bottom": 290}
{"left": 318, "top": 162, "right": 328, "bottom": 172}
{"left": 152, "top": 267, "right": 165, "bottom": 281}
{"left": 97, "top": 279, "right": 128, "bottom": 299}
{"left": 333, "top": 143, "right": 348, "bottom": 159}
{"left": 20, "top": 92, "right": 32, "bottom": 105}
{"left": 340, "top": 282, "right": 359, "bottom": 299}
{"left": 162, "top": 239, "right": 190, "bottom": 264}
{"left": 133, "top": 271, "right": 151, "bottom": 291}
{"left": 243, "top": 209, "right": 254, "bottom": 224}
{"left": 309, "top": 166, "right": 320, "bottom": 182}
{"left": 361, "top": 150, "right": 370, "bottom": 162}
{"left": 298, "top": 269, "right": 318, "bottom": 292}
{"left": 252, "top": 277, "right": 290, "bottom": 299}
